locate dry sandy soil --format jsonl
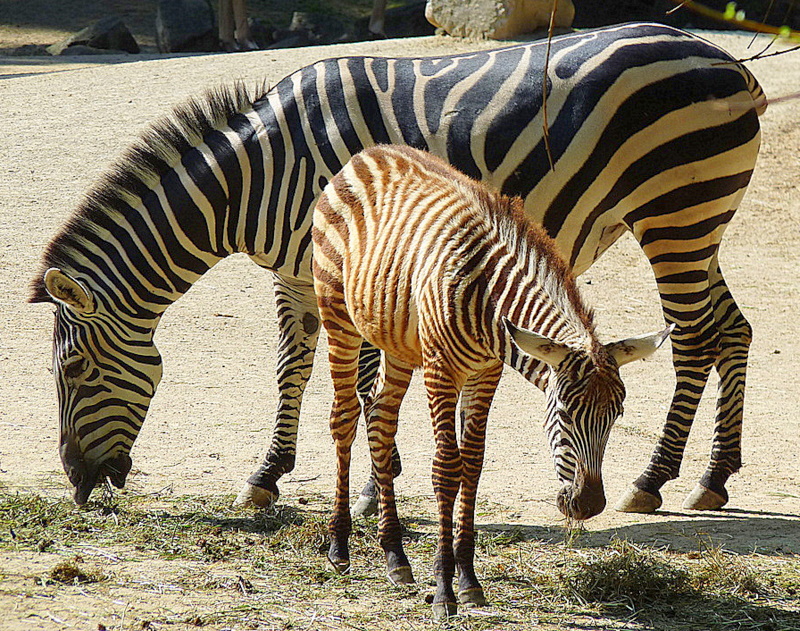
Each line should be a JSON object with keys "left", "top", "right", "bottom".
{"left": 0, "top": 27, "right": 798, "bottom": 631}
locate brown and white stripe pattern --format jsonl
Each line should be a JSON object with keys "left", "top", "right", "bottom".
{"left": 312, "top": 145, "right": 670, "bottom": 618}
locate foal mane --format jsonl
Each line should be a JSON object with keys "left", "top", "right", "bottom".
{"left": 29, "top": 82, "right": 268, "bottom": 303}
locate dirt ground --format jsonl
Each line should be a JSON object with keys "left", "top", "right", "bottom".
{"left": 0, "top": 28, "right": 798, "bottom": 631}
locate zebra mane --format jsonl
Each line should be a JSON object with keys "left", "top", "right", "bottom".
{"left": 486, "top": 189, "right": 598, "bottom": 345}
{"left": 379, "top": 144, "right": 597, "bottom": 348}
{"left": 29, "top": 81, "right": 269, "bottom": 304}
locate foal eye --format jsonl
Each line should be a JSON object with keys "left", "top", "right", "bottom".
{"left": 63, "top": 357, "right": 89, "bottom": 379}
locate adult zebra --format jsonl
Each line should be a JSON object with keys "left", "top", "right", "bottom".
{"left": 30, "top": 23, "right": 764, "bottom": 512}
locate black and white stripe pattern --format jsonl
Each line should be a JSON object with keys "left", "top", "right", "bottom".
{"left": 30, "top": 23, "right": 764, "bottom": 510}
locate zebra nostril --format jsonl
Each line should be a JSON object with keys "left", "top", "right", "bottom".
{"left": 59, "top": 435, "right": 86, "bottom": 482}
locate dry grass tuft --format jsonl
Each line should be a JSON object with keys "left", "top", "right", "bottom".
{"left": 693, "top": 540, "right": 768, "bottom": 596}
{"left": 47, "top": 558, "right": 106, "bottom": 585}
{"left": 560, "top": 538, "right": 691, "bottom": 608}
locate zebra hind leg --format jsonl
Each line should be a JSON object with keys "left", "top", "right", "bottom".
{"left": 683, "top": 259, "right": 751, "bottom": 510}
{"left": 351, "top": 341, "right": 403, "bottom": 519}
{"left": 319, "top": 290, "right": 364, "bottom": 574}
{"left": 616, "top": 260, "right": 718, "bottom": 513}
{"left": 235, "top": 274, "right": 320, "bottom": 508}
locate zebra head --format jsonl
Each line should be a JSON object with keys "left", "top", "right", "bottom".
{"left": 508, "top": 322, "right": 673, "bottom": 520}
{"left": 39, "top": 268, "right": 163, "bottom": 505}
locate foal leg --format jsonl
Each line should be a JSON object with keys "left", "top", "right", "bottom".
{"left": 318, "top": 290, "right": 363, "bottom": 573}
{"left": 364, "top": 353, "right": 415, "bottom": 584}
{"left": 424, "top": 364, "right": 464, "bottom": 620}
{"left": 684, "top": 256, "right": 751, "bottom": 510}
{"left": 455, "top": 362, "right": 502, "bottom": 607}
{"left": 352, "top": 341, "right": 404, "bottom": 518}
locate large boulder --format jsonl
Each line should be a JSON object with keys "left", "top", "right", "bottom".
{"left": 156, "top": 0, "right": 218, "bottom": 53}
{"left": 425, "top": 0, "right": 575, "bottom": 39}
{"left": 46, "top": 16, "right": 140, "bottom": 55}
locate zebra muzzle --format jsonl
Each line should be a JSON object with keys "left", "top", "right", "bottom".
{"left": 557, "top": 470, "right": 606, "bottom": 521}
{"left": 60, "top": 437, "right": 99, "bottom": 505}
{"left": 60, "top": 436, "right": 132, "bottom": 505}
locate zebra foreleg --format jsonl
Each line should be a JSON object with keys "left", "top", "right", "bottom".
{"left": 351, "top": 341, "right": 404, "bottom": 518}
{"left": 454, "top": 362, "right": 502, "bottom": 607}
{"left": 684, "top": 261, "right": 751, "bottom": 510}
{"left": 425, "top": 366, "right": 464, "bottom": 620}
{"left": 235, "top": 274, "right": 320, "bottom": 508}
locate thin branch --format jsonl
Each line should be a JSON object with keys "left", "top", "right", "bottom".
{"left": 542, "top": 0, "right": 558, "bottom": 172}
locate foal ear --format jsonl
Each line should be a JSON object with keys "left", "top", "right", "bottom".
{"left": 43, "top": 268, "right": 95, "bottom": 315}
{"left": 505, "top": 319, "right": 571, "bottom": 368}
{"left": 606, "top": 324, "right": 674, "bottom": 367}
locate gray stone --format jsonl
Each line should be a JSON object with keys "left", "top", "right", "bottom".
{"left": 56, "top": 45, "right": 130, "bottom": 56}
{"left": 352, "top": 1, "right": 434, "bottom": 40}
{"left": 156, "top": 0, "right": 218, "bottom": 53}
{"left": 10, "top": 44, "right": 50, "bottom": 57}
{"left": 425, "top": 0, "right": 575, "bottom": 39}
{"left": 46, "top": 16, "right": 140, "bottom": 55}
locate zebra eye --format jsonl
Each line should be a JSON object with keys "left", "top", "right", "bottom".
{"left": 63, "top": 357, "right": 89, "bottom": 380}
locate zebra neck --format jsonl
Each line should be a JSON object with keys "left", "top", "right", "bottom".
{"left": 482, "top": 247, "right": 594, "bottom": 379}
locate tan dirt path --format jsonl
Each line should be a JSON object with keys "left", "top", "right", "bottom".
{"left": 0, "top": 33, "right": 798, "bottom": 628}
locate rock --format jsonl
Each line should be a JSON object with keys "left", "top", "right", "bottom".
{"left": 46, "top": 16, "right": 139, "bottom": 56}
{"left": 156, "top": 0, "right": 218, "bottom": 53}
{"left": 56, "top": 45, "right": 131, "bottom": 56}
{"left": 424, "top": 0, "right": 575, "bottom": 39}
{"left": 352, "top": 1, "right": 435, "bottom": 39}
{"left": 10, "top": 44, "right": 50, "bottom": 57}
{"left": 247, "top": 17, "right": 275, "bottom": 50}
{"left": 265, "top": 31, "right": 314, "bottom": 50}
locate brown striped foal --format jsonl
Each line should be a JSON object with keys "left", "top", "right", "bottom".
{"left": 312, "top": 145, "right": 671, "bottom": 618}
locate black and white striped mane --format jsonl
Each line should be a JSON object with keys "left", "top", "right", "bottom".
{"left": 29, "top": 82, "right": 267, "bottom": 303}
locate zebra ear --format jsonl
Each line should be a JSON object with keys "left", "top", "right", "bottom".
{"left": 43, "top": 268, "right": 95, "bottom": 315}
{"left": 505, "top": 319, "right": 571, "bottom": 368}
{"left": 606, "top": 324, "right": 674, "bottom": 367}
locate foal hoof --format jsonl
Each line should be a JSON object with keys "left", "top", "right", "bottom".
{"left": 327, "top": 554, "right": 351, "bottom": 575}
{"left": 233, "top": 482, "right": 277, "bottom": 509}
{"left": 351, "top": 493, "right": 378, "bottom": 518}
{"left": 458, "top": 587, "right": 486, "bottom": 607}
{"left": 683, "top": 484, "right": 728, "bottom": 510}
{"left": 431, "top": 601, "right": 458, "bottom": 620}
{"left": 387, "top": 565, "right": 415, "bottom": 585}
{"left": 614, "top": 485, "right": 662, "bottom": 513}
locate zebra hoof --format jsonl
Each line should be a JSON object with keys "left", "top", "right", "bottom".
{"left": 683, "top": 484, "right": 727, "bottom": 510}
{"left": 233, "top": 482, "right": 277, "bottom": 508}
{"left": 327, "top": 554, "right": 351, "bottom": 575}
{"left": 387, "top": 565, "right": 415, "bottom": 585}
{"left": 431, "top": 601, "right": 458, "bottom": 620}
{"left": 351, "top": 493, "right": 378, "bottom": 518}
{"left": 614, "top": 485, "right": 662, "bottom": 513}
{"left": 458, "top": 587, "right": 486, "bottom": 607}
